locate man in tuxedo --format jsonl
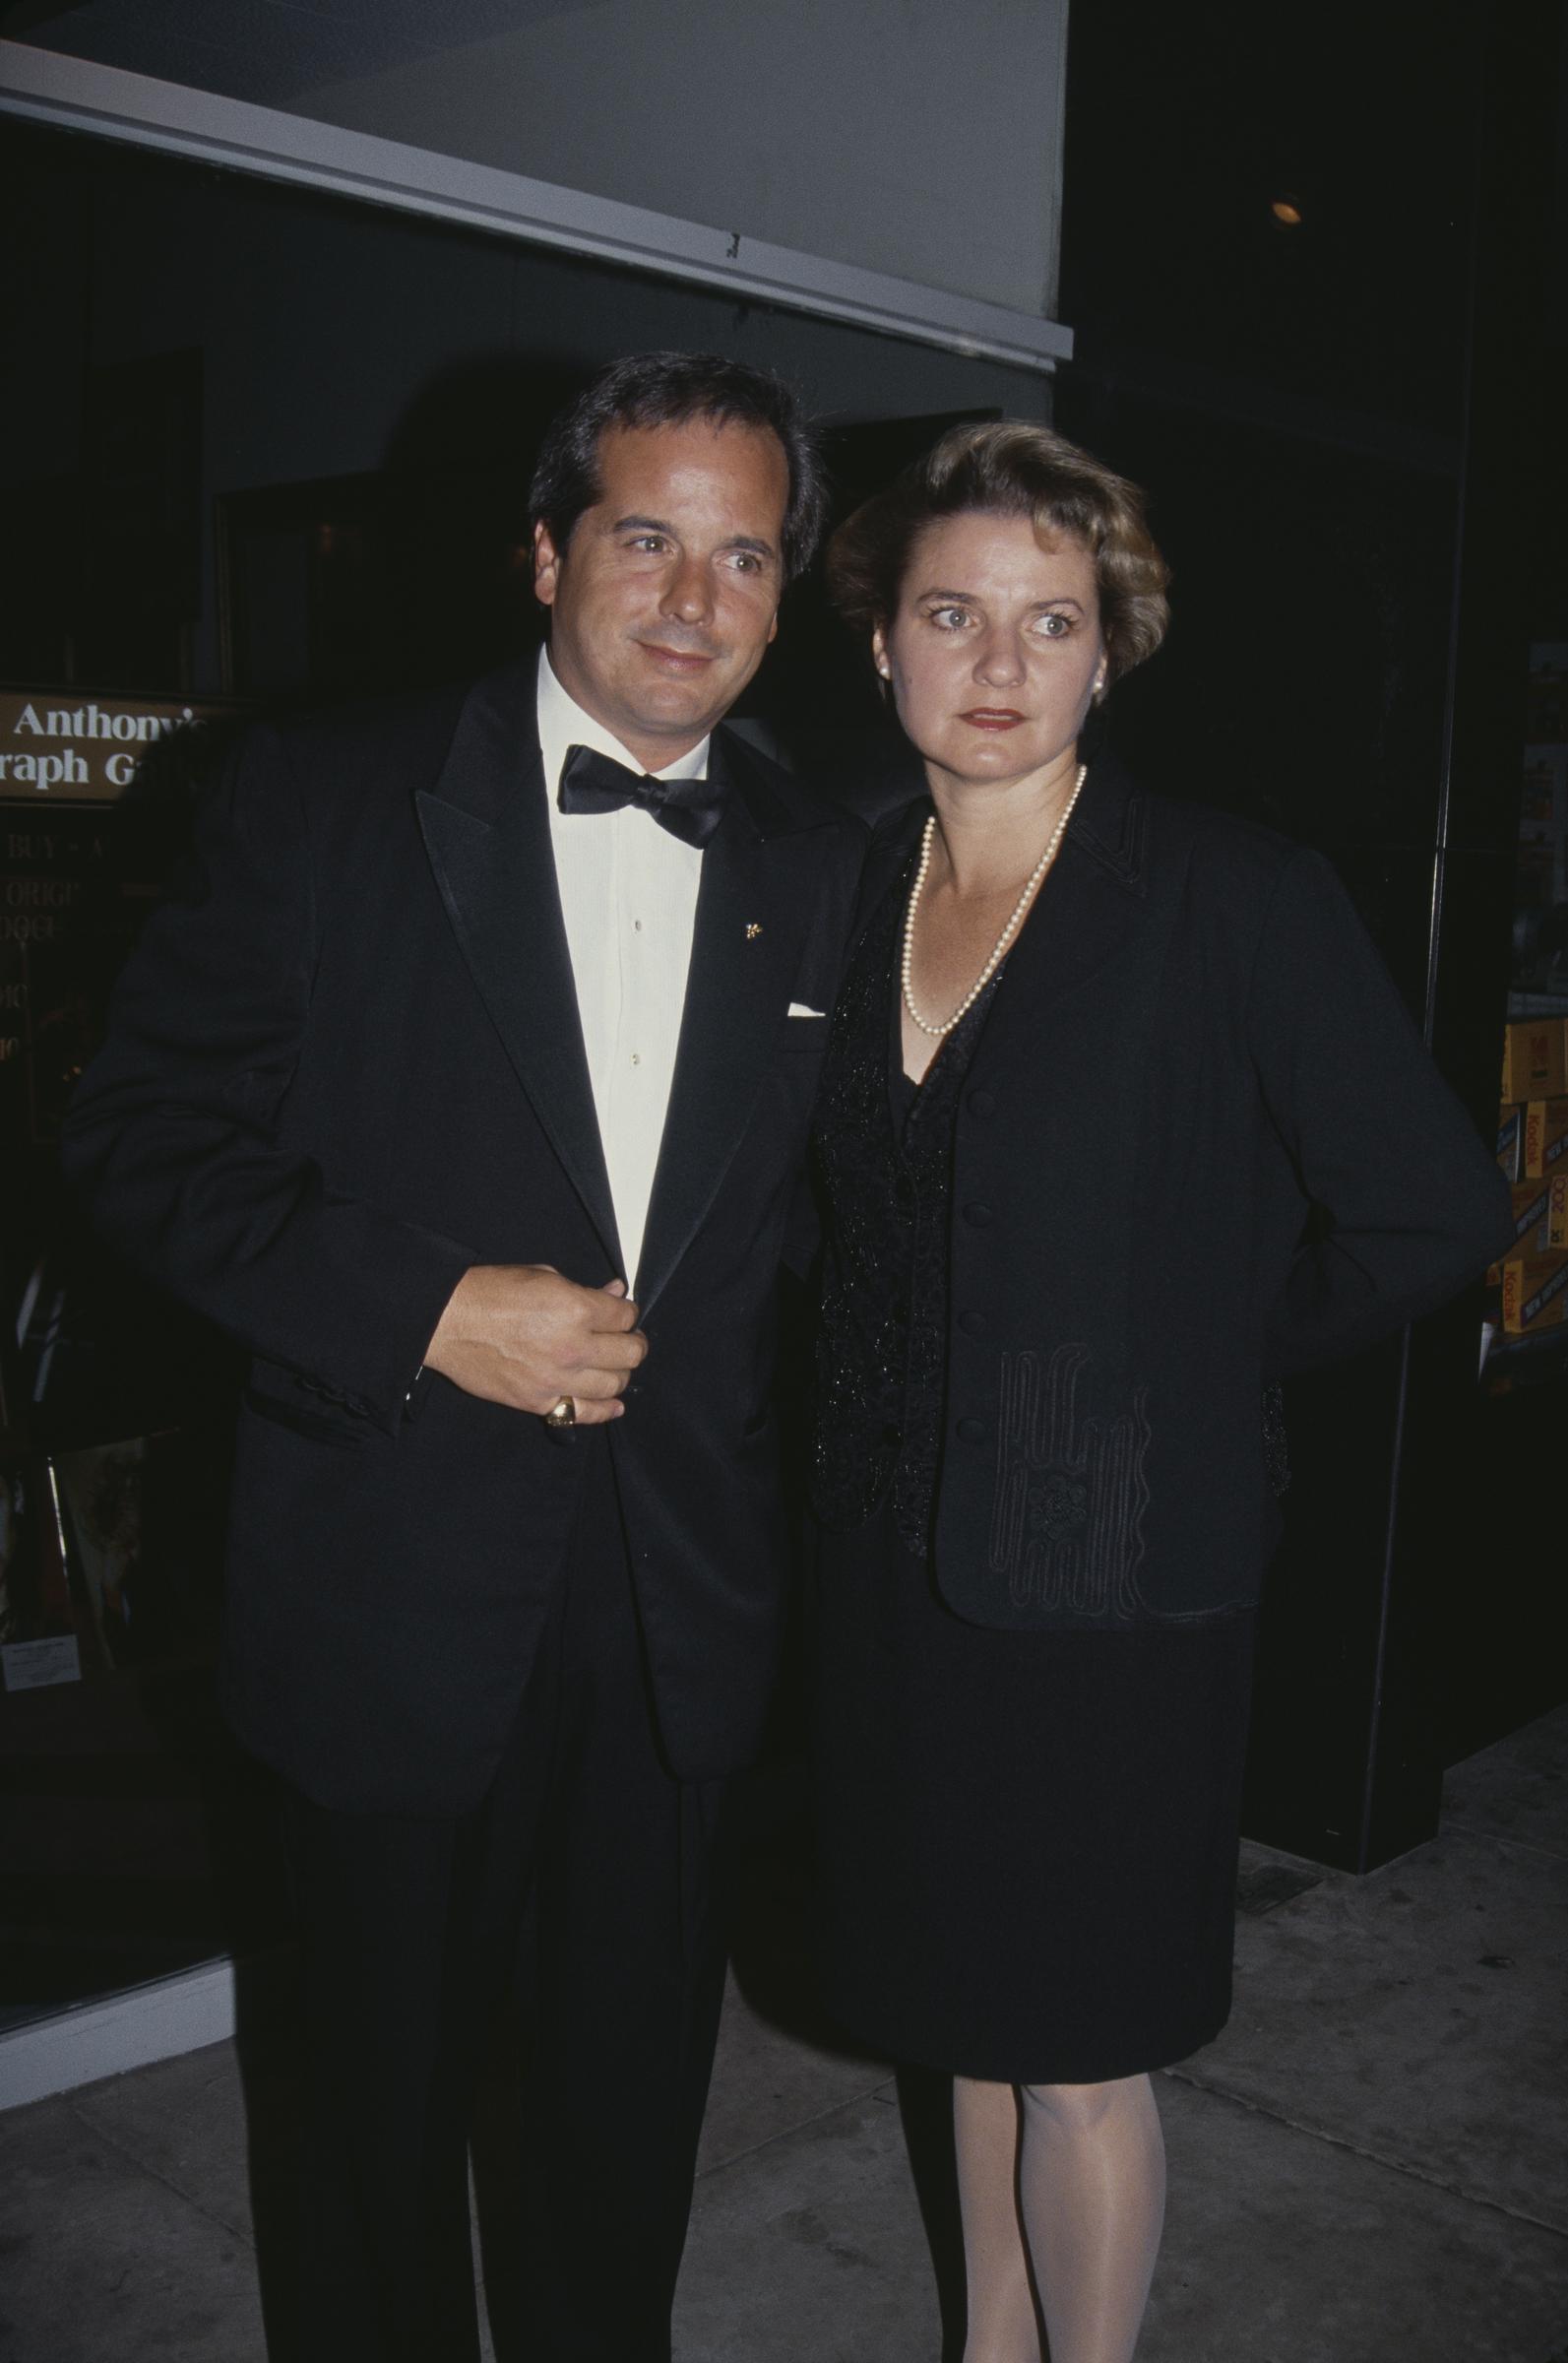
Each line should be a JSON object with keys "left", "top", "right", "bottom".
{"left": 63, "top": 351, "right": 862, "bottom": 2361}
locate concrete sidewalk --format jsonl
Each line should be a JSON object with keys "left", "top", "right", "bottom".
{"left": 3, "top": 1710, "right": 1565, "bottom": 2362}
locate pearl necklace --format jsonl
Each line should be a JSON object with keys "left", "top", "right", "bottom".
{"left": 901, "top": 763, "right": 1088, "bottom": 1039}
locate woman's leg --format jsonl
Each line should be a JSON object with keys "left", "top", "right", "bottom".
{"left": 953, "top": 2076, "right": 1042, "bottom": 2363}
{"left": 1016, "top": 2074, "right": 1165, "bottom": 2363}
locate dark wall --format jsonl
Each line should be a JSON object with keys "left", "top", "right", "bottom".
{"left": 1055, "top": 0, "right": 1565, "bottom": 1855}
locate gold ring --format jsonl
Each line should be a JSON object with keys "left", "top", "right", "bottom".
{"left": 542, "top": 1396, "right": 576, "bottom": 1430}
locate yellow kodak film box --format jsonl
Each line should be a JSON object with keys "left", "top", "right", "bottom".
{"left": 1501, "top": 1018, "right": 1567, "bottom": 1101}
{"left": 1550, "top": 1174, "right": 1568, "bottom": 1250}
{"left": 1497, "top": 1104, "right": 1524, "bottom": 1181}
{"left": 1488, "top": 1180, "right": 1555, "bottom": 1280}
{"left": 1500, "top": 1252, "right": 1568, "bottom": 1334}
{"left": 1510, "top": 1178, "right": 1554, "bottom": 1245}
{"left": 1524, "top": 1096, "right": 1568, "bottom": 1178}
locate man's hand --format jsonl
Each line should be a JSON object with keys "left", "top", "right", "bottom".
{"left": 423, "top": 1266, "right": 647, "bottom": 1422}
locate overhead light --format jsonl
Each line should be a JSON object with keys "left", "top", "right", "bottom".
{"left": 1271, "top": 198, "right": 1304, "bottom": 226}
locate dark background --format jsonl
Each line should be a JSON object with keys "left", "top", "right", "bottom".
{"left": 1054, "top": 0, "right": 1567, "bottom": 1856}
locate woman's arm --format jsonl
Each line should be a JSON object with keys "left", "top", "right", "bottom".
{"left": 1246, "top": 846, "right": 1513, "bottom": 1375}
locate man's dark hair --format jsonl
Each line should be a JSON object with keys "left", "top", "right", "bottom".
{"left": 529, "top": 351, "right": 828, "bottom": 581}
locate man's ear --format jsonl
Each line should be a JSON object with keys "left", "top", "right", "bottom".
{"left": 533, "top": 520, "right": 561, "bottom": 608}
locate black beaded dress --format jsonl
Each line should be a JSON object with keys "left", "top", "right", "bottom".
{"left": 808, "top": 857, "right": 1257, "bottom": 2084}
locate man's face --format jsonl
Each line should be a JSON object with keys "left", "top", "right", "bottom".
{"left": 533, "top": 417, "right": 789, "bottom": 771}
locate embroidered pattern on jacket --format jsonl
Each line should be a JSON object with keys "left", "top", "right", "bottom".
{"left": 988, "top": 1345, "right": 1151, "bottom": 1618}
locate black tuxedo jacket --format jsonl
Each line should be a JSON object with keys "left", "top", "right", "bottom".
{"left": 810, "top": 758, "right": 1511, "bottom": 1627}
{"left": 63, "top": 661, "right": 864, "bottom": 1812}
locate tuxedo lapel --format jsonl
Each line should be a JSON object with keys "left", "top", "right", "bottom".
{"left": 415, "top": 664, "right": 622, "bottom": 1269}
{"left": 634, "top": 733, "right": 827, "bottom": 1315}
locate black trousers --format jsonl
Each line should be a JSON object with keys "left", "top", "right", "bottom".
{"left": 284, "top": 1439, "right": 728, "bottom": 2363}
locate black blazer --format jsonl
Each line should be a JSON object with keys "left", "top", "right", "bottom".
{"left": 62, "top": 661, "right": 863, "bottom": 1812}
{"left": 811, "top": 758, "right": 1511, "bottom": 1628}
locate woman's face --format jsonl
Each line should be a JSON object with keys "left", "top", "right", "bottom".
{"left": 874, "top": 510, "right": 1106, "bottom": 796}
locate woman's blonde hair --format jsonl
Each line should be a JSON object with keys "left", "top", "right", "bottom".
{"left": 827, "top": 419, "right": 1170, "bottom": 686}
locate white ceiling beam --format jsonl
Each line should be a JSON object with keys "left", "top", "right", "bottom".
{"left": 0, "top": 39, "right": 1073, "bottom": 373}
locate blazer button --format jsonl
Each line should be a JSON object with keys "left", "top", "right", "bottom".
{"left": 956, "top": 1417, "right": 986, "bottom": 1443}
{"left": 958, "top": 1309, "right": 987, "bottom": 1338}
{"left": 962, "top": 1202, "right": 993, "bottom": 1228}
{"left": 968, "top": 1089, "right": 996, "bottom": 1118}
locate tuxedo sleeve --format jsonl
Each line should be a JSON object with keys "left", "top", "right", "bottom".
{"left": 1247, "top": 846, "right": 1512, "bottom": 1376}
{"left": 61, "top": 724, "right": 474, "bottom": 1433}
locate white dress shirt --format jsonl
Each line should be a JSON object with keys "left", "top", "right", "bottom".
{"left": 535, "top": 647, "right": 708, "bottom": 1293}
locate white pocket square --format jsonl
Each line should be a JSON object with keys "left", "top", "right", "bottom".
{"left": 787, "top": 1002, "right": 826, "bottom": 1018}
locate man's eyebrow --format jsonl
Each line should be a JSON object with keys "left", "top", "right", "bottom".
{"left": 607, "top": 514, "right": 779, "bottom": 560}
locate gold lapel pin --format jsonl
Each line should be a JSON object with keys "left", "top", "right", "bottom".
{"left": 745, "top": 923, "right": 763, "bottom": 939}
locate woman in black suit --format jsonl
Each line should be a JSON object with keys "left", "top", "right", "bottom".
{"left": 807, "top": 421, "right": 1510, "bottom": 2363}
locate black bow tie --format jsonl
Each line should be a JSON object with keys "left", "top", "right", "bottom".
{"left": 557, "top": 744, "right": 724, "bottom": 850}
